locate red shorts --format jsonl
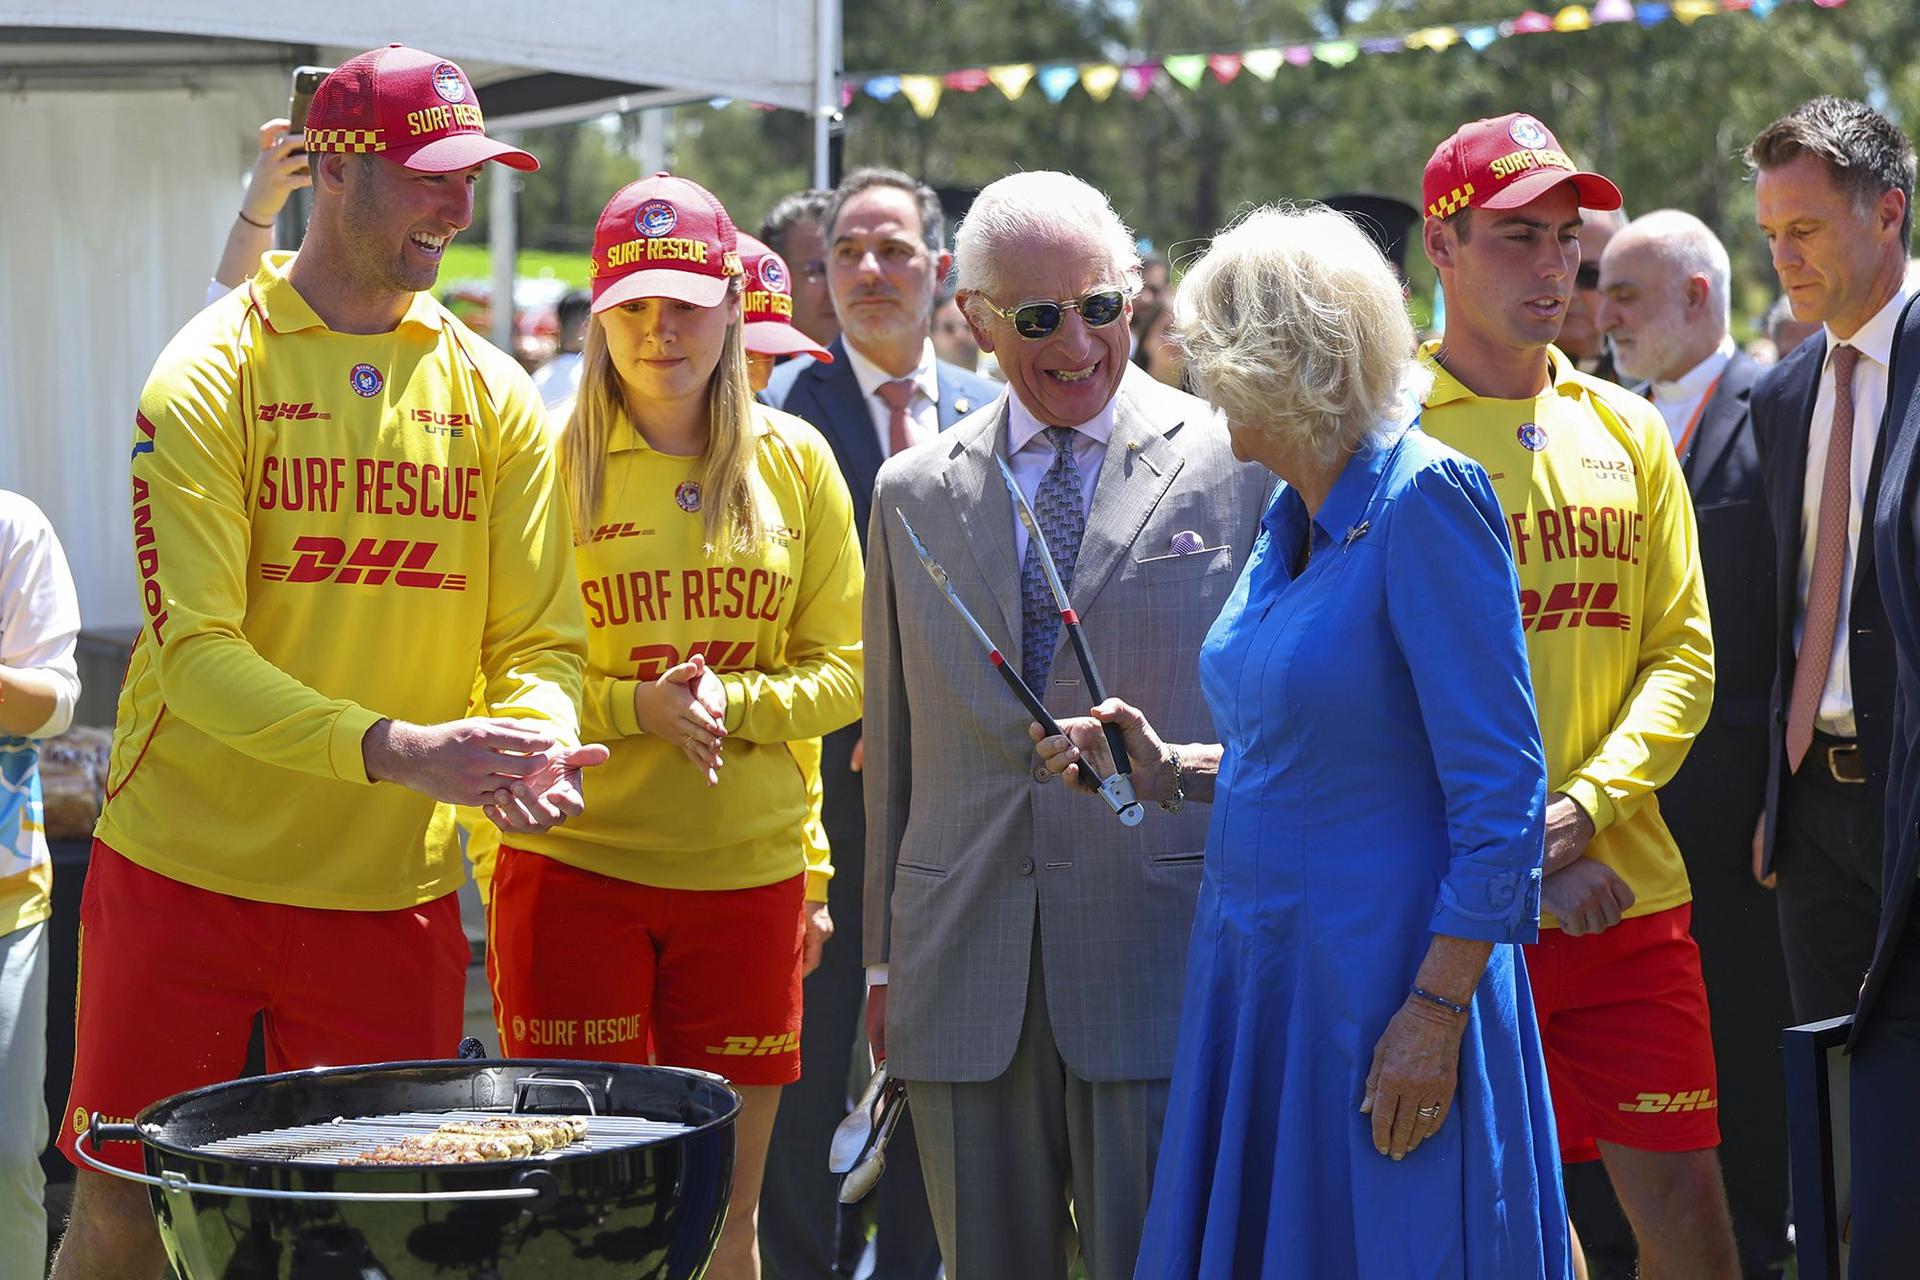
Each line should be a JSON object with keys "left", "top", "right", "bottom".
{"left": 1527, "top": 902, "right": 1721, "bottom": 1162}
{"left": 486, "top": 848, "right": 806, "bottom": 1086}
{"left": 58, "top": 840, "right": 467, "bottom": 1173}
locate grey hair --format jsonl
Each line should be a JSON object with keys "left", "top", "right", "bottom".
{"left": 953, "top": 171, "right": 1142, "bottom": 308}
{"left": 1176, "top": 204, "right": 1420, "bottom": 467}
{"left": 1749, "top": 96, "right": 1916, "bottom": 245}
{"left": 759, "top": 188, "right": 832, "bottom": 257}
{"left": 824, "top": 168, "right": 947, "bottom": 254}
{"left": 1616, "top": 208, "right": 1732, "bottom": 328}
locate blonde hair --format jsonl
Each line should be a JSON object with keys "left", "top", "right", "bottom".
{"left": 560, "top": 280, "right": 767, "bottom": 556}
{"left": 1176, "top": 204, "right": 1420, "bottom": 466}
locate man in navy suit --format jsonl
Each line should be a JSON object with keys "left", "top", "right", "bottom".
{"left": 1747, "top": 99, "right": 1914, "bottom": 1028}
{"left": 759, "top": 167, "right": 997, "bottom": 1280}
{"left": 1855, "top": 277, "right": 1920, "bottom": 1278}
{"left": 1599, "top": 210, "right": 1792, "bottom": 1276}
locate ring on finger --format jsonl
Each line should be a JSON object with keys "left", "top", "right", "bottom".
{"left": 1416, "top": 1103, "right": 1442, "bottom": 1119}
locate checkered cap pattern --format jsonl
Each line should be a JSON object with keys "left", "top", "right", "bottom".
{"left": 305, "top": 127, "right": 386, "bottom": 154}
{"left": 1427, "top": 182, "right": 1475, "bottom": 218}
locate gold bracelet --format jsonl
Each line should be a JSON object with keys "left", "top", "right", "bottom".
{"left": 1159, "top": 743, "right": 1186, "bottom": 813}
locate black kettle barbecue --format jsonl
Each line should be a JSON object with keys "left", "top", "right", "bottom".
{"left": 78, "top": 1042, "right": 740, "bottom": 1279}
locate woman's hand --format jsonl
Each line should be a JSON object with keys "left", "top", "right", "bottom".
{"left": 243, "top": 117, "right": 313, "bottom": 226}
{"left": 1028, "top": 698, "right": 1171, "bottom": 797}
{"left": 1360, "top": 997, "right": 1467, "bottom": 1161}
{"left": 633, "top": 653, "right": 728, "bottom": 785}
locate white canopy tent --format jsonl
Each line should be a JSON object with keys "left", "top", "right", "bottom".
{"left": 0, "top": 3, "right": 839, "bottom": 644}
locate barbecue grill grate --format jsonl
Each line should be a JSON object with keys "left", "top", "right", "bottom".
{"left": 194, "top": 1109, "right": 694, "bottom": 1165}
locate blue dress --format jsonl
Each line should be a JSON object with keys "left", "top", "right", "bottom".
{"left": 1135, "top": 424, "right": 1572, "bottom": 1279}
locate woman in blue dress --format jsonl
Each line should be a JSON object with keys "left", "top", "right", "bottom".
{"left": 1035, "top": 206, "right": 1572, "bottom": 1278}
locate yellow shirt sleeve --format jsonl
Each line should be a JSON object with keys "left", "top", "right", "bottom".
{"left": 135, "top": 338, "right": 383, "bottom": 783}
{"left": 1558, "top": 392, "right": 1716, "bottom": 833}
{"left": 474, "top": 348, "right": 587, "bottom": 741}
{"left": 717, "top": 421, "right": 865, "bottom": 745}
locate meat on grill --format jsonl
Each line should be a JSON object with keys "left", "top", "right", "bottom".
{"left": 339, "top": 1117, "right": 590, "bottom": 1165}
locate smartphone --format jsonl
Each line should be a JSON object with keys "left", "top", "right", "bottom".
{"left": 287, "top": 66, "right": 330, "bottom": 174}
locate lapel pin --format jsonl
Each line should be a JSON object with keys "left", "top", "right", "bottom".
{"left": 954, "top": 397, "right": 972, "bottom": 415}
{"left": 1125, "top": 440, "right": 1163, "bottom": 477}
{"left": 1344, "top": 520, "right": 1371, "bottom": 548}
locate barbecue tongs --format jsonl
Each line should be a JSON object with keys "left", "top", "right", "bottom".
{"left": 830, "top": 1061, "right": 906, "bottom": 1203}
{"left": 896, "top": 506, "right": 1142, "bottom": 826}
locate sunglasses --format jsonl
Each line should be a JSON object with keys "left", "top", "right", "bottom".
{"left": 976, "top": 287, "right": 1131, "bottom": 340}
{"left": 1576, "top": 264, "right": 1601, "bottom": 291}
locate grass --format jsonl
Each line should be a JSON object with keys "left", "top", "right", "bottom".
{"left": 438, "top": 242, "right": 590, "bottom": 290}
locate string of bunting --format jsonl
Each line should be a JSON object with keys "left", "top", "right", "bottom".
{"left": 845, "top": 0, "right": 1848, "bottom": 120}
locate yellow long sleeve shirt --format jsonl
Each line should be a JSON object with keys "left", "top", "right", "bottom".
{"left": 1419, "top": 344, "right": 1714, "bottom": 925}
{"left": 97, "top": 252, "right": 586, "bottom": 911}
{"left": 512, "top": 404, "right": 862, "bottom": 897}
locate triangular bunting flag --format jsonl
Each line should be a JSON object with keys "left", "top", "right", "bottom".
{"left": 1163, "top": 54, "right": 1208, "bottom": 90}
{"left": 899, "top": 75, "right": 942, "bottom": 118}
{"left": 1463, "top": 24, "right": 1502, "bottom": 49}
{"left": 863, "top": 75, "right": 901, "bottom": 102}
{"left": 1314, "top": 40, "right": 1359, "bottom": 67}
{"left": 1592, "top": 0, "right": 1635, "bottom": 19}
{"left": 1208, "top": 53, "right": 1243, "bottom": 83}
{"left": 1672, "top": 0, "right": 1720, "bottom": 19}
{"left": 988, "top": 64, "right": 1036, "bottom": 100}
{"left": 942, "top": 68, "right": 991, "bottom": 92}
{"left": 1636, "top": 2, "right": 1672, "bottom": 24}
{"left": 1241, "top": 48, "right": 1283, "bottom": 80}
{"left": 1081, "top": 64, "right": 1122, "bottom": 102}
{"left": 1037, "top": 64, "right": 1080, "bottom": 102}
{"left": 1513, "top": 10, "right": 1556, "bottom": 32}
{"left": 1554, "top": 4, "right": 1593, "bottom": 29}
{"left": 1283, "top": 44, "right": 1315, "bottom": 66}
{"left": 1123, "top": 62, "right": 1162, "bottom": 100}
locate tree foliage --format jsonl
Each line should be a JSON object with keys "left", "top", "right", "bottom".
{"left": 490, "top": 0, "right": 1920, "bottom": 331}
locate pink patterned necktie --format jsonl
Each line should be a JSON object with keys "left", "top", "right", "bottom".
{"left": 1785, "top": 342, "right": 1860, "bottom": 773}
{"left": 876, "top": 378, "right": 917, "bottom": 458}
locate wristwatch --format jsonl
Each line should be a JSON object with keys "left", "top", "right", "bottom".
{"left": 1159, "top": 743, "right": 1186, "bottom": 813}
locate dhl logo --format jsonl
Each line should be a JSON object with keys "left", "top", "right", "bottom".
{"left": 1520, "top": 581, "right": 1630, "bottom": 633}
{"left": 257, "top": 402, "right": 331, "bottom": 422}
{"left": 260, "top": 536, "right": 467, "bottom": 591}
{"left": 1618, "top": 1089, "right": 1717, "bottom": 1114}
{"left": 629, "top": 638, "right": 755, "bottom": 681}
{"left": 706, "top": 1032, "right": 799, "bottom": 1057}
{"left": 588, "top": 522, "right": 649, "bottom": 543}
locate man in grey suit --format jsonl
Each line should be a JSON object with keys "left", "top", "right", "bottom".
{"left": 863, "top": 171, "right": 1270, "bottom": 1278}
{"left": 760, "top": 169, "right": 995, "bottom": 1280}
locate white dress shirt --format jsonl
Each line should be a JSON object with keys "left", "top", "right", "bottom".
{"left": 1651, "top": 335, "right": 1736, "bottom": 452}
{"left": 843, "top": 338, "right": 941, "bottom": 459}
{"left": 1004, "top": 391, "right": 1114, "bottom": 565}
{"left": 1797, "top": 284, "right": 1913, "bottom": 737}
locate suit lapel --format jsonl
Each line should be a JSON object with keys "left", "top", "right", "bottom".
{"left": 811, "top": 341, "right": 884, "bottom": 499}
{"left": 936, "top": 367, "right": 985, "bottom": 429}
{"left": 1070, "top": 383, "right": 1185, "bottom": 615}
{"left": 1683, "top": 356, "right": 1753, "bottom": 493}
{"left": 940, "top": 404, "right": 1025, "bottom": 642}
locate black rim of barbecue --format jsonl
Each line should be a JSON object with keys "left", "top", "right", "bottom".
{"left": 125, "top": 1057, "right": 743, "bottom": 1171}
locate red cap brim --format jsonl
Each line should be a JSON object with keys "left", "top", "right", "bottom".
{"left": 1480, "top": 167, "right": 1621, "bottom": 213}
{"left": 743, "top": 321, "right": 833, "bottom": 363}
{"left": 401, "top": 134, "right": 540, "bottom": 173}
{"left": 591, "top": 269, "right": 731, "bottom": 312}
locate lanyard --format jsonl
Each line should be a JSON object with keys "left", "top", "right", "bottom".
{"left": 1672, "top": 372, "right": 1724, "bottom": 459}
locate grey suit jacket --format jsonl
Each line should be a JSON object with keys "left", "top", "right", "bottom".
{"left": 863, "top": 367, "right": 1271, "bottom": 1083}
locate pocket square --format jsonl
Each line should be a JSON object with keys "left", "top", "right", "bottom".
{"left": 1168, "top": 530, "right": 1207, "bottom": 556}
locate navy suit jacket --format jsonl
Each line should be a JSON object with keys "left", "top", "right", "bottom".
{"left": 1750, "top": 334, "right": 1899, "bottom": 877}
{"left": 764, "top": 339, "right": 999, "bottom": 552}
{"left": 1860, "top": 294, "right": 1920, "bottom": 1041}
{"left": 1657, "top": 353, "right": 1775, "bottom": 871}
